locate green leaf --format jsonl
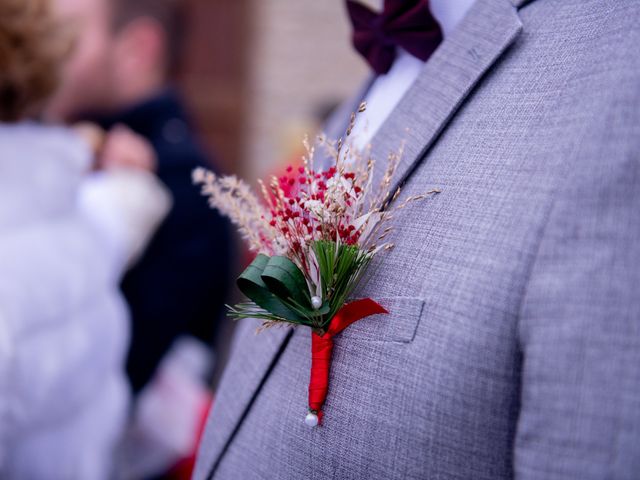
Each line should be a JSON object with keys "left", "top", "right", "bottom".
{"left": 312, "top": 240, "right": 372, "bottom": 326}
{"left": 261, "top": 256, "right": 312, "bottom": 308}
{"left": 236, "top": 254, "right": 307, "bottom": 324}
{"left": 313, "top": 240, "right": 336, "bottom": 300}
{"left": 226, "top": 302, "right": 290, "bottom": 323}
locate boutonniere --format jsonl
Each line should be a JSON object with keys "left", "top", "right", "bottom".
{"left": 193, "top": 104, "right": 439, "bottom": 427}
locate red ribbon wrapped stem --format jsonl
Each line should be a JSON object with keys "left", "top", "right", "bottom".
{"left": 307, "top": 298, "right": 388, "bottom": 425}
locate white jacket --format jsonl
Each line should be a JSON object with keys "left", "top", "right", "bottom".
{"left": 0, "top": 123, "right": 170, "bottom": 479}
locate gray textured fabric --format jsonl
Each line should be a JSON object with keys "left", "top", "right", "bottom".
{"left": 194, "top": 0, "right": 640, "bottom": 478}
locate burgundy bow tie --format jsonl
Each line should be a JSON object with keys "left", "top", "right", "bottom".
{"left": 346, "top": 0, "right": 442, "bottom": 75}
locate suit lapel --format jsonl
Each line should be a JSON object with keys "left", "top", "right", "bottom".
{"left": 369, "top": 0, "right": 523, "bottom": 201}
{"left": 203, "top": 1, "right": 526, "bottom": 476}
{"left": 199, "top": 322, "right": 293, "bottom": 479}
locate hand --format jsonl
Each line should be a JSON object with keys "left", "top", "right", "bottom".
{"left": 98, "top": 124, "right": 157, "bottom": 173}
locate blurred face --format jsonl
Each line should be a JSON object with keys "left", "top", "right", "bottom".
{"left": 46, "top": 0, "right": 117, "bottom": 121}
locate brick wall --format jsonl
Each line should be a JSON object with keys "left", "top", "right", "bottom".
{"left": 175, "top": 0, "right": 368, "bottom": 178}
{"left": 175, "top": 0, "right": 253, "bottom": 175}
{"left": 245, "top": 0, "right": 368, "bottom": 178}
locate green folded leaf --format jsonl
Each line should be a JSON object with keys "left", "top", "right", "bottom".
{"left": 261, "top": 256, "right": 312, "bottom": 309}
{"left": 236, "top": 254, "right": 306, "bottom": 324}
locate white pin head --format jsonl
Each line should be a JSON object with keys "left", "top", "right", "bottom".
{"left": 311, "top": 296, "right": 322, "bottom": 310}
{"left": 305, "top": 412, "right": 319, "bottom": 427}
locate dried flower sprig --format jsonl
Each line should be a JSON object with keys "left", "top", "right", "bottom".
{"left": 193, "top": 104, "right": 439, "bottom": 334}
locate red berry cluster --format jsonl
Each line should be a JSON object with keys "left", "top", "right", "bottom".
{"left": 266, "top": 165, "right": 363, "bottom": 254}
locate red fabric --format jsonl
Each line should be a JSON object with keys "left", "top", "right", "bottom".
{"left": 168, "top": 394, "right": 214, "bottom": 480}
{"left": 308, "top": 298, "right": 388, "bottom": 423}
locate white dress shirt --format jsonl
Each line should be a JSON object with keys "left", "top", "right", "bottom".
{"left": 351, "top": 0, "right": 477, "bottom": 150}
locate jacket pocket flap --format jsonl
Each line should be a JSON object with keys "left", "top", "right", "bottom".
{"left": 336, "top": 297, "right": 425, "bottom": 344}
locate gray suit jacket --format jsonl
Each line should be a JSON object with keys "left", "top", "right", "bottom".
{"left": 195, "top": 0, "right": 640, "bottom": 478}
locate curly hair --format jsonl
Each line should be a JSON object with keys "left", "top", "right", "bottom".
{"left": 0, "top": 0, "right": 72, "bottom": 121}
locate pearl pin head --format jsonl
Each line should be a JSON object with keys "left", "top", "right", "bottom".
{"left": 305, "top": 412, "right": 319, "bottom": 427}
{"left": 311, "top": 296, "right": 322, "bottom": 310}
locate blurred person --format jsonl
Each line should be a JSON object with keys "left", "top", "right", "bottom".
{"left": 194, "top": 0, "right": 640, "bottom": 479}
{"left": 45, "top": 0, "right": 233, "bottom": 477}
{"left": 0, "top": 0, "right": 170, "bottom": 478}
{"left": 46, "top": 0, "right": 233, "bottom": 396}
